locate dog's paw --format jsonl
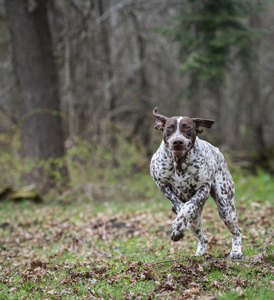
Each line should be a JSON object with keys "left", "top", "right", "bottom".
{"left": 171, "top": 220, "right": 186, "bottom": 242}
{"left": 228, "top": 251, "right": 243, "bottom": 260}
{"left": 195, "top": 241, "right": 208, "bottom": 256}
{"left": 171, "top": 230, "right": 184, "bottom": 242}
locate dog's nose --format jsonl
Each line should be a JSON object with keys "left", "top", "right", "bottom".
{"left": 173, "top": 140, "right": 184, "bottom": 147}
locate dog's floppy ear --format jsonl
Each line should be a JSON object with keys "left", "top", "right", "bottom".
{"left": 153, "top": 107, "right": 169, "bottom": 131}
{"left": 192, "top": 118, "right": 215, "bottom": 134}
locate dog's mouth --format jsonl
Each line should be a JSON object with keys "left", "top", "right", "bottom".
{"left": 171, "top": 148, "right": 187, "bottom": 158}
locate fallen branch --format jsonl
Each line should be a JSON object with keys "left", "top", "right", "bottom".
{"left": 154, "top": 259, "right": 178, "bottom": 265}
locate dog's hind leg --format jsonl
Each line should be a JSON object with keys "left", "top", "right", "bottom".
{"left": 211, "top": 172, "right": 243, "bottom": 259}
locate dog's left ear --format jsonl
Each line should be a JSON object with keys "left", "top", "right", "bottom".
{"left": 192, "top": 118, "right": 215, "bottom": 134}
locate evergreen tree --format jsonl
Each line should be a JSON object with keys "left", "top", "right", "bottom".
{"left": 162, "top": 0, "right": 262, "bottom": 118}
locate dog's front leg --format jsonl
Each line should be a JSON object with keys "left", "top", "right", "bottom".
{"left": 155, "top": 181, "right": 184, "bottom": 214}
{"left": 171, "top": 185, "right": 210, "bottom": 242}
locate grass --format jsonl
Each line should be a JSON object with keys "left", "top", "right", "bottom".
{"left": 0, "top": 169, "right": 273, "bottom": 299}
{"left": 0, "top": 135, "right": 273, "bottom": 299}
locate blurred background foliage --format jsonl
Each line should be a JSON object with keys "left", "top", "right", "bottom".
{"left": 0, "top": 0, "right": 274, "bottom": 196}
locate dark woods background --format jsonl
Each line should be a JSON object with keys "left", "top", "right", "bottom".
{"left": 0, "top": 0, "right": 274, "bottom": 194}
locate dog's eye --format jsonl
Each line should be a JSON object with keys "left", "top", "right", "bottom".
{"left": 166, "top": 126, "right": 174, "bottom": 131}
{"left": 182, "top": 124, "right": 191, "bottom": 131}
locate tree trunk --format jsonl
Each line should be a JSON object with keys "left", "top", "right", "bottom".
{"left": 5, "top": 0, "right": 68, "bottom": 193}
{"left": 98, "top": 0, "right": 116, "bottom": 112}
{"left": 98, "top": 0, "right": 120, "bottom": 166}
{"left": 64, "top": 1, "right": 75, "bottom": 140}
{"left": 212, "top": 84, "right": 225, "bottom": 145}
{"left": 247, "top": 14, "right": 266, "bottom": 160}
{"left": 188, "top": 72, "right": 201, "bottom": 117}
{"left": 130, "top": 9, "right": 152, "bottom": 156}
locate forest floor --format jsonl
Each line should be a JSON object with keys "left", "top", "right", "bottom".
{"left": 0, "top": 171, "right": 273, "bottom": 299}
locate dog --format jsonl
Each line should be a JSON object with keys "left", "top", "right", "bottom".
{"left": 150, "top": 107, "right": 242, "bottom": 259}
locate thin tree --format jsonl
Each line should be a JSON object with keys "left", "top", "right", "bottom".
{"left": 5, "top": 0, "right": 68, "bottom": 193}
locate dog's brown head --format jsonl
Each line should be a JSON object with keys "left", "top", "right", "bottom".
{"left": 153, "top": 107, "right": 214, "bottom": 158}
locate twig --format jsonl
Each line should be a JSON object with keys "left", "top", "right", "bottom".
{"left": 154, "top": 259, "right": 178, "bottom": 265}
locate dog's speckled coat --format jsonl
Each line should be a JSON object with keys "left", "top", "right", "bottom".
{"left": 150, "top": 108, "right": 242, "bottom": 259}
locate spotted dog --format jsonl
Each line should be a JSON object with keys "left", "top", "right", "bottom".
{"left": 150, "top": 107, "right": 242, "bottom": 259}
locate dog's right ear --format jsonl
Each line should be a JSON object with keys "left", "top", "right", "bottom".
{"left": 153, "top": 107, "right": 169, "bottom": 131}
